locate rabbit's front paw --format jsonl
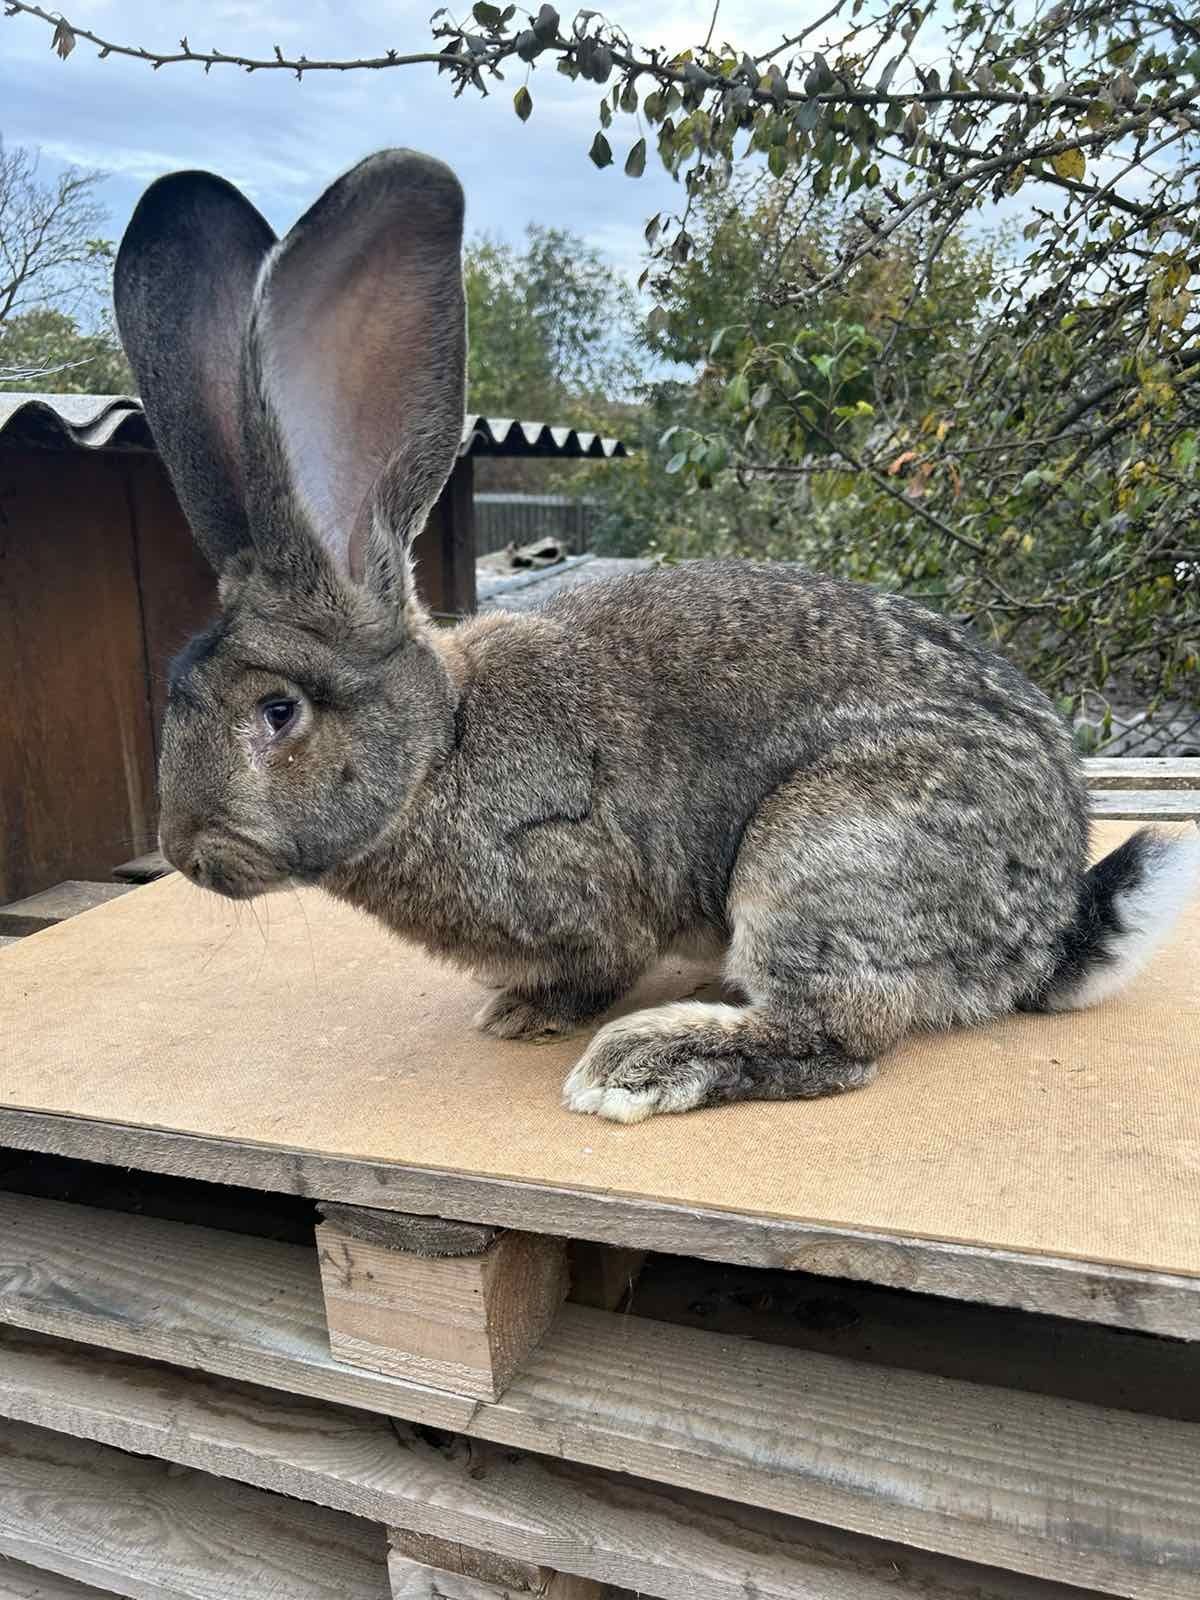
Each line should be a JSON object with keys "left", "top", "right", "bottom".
{"left": 475, "top": 989, "right": 587, "bottom": 1043}
{"left": 562, "top": 1010, "right": 724, "bottom": 1122}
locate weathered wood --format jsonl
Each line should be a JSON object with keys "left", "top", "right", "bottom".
{"left": 388, "top": 1554, "right": 509, "bottom": 1600}
{"left": 111, "top": 851, "right": 170, "bottom": 884}
{"left": 319, "top": 1203, "right": 500, "bottom": 1258}
{"left": 387, "top": 1537, "right": 608, "bottom": 1598}
{"left": 0, "top": 881, "right": 134, "bottom": 937}
{"left": 626, "top": 1252, "right": 1200, "bottom": 1420}
{"left": 411, "top": 454, "right": 477, "bottom": 619}
{"left": 567, "top": 1243, "right": 648, "bottom": 1311}
{"left": 0, "top": 1416, "right": 389, "bottom": 1600}
{"left": 318, "top": 1221, "right": 568, "bottom": 1399}
{"left": 3, "top": 1111, "right": 1197, "bottom": 1337}
{"left": 1090, "top": 789, "right": 1200, "bottom": 819}
{"left": 0, "top": 1559, "right": 123, "bottom": 1600}
{"left": 0, "top": 1198, "right": 1196, "bottom": 1597}
{"left": 1083, "top": 756, "right": 1199, "bottom": 790}
{"left": 0, "top": 451, "right": 159, "bottom": 903}
{"left": 0, "top": 1327, "right": 1137, "bottom": 1600}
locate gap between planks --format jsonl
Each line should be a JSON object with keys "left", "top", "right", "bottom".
{"left": 0, "top": 1331, "right": 1134, "bottom": 1600}
{"left": 0, "top": 1195, "right": 1195, "bottom": 1598}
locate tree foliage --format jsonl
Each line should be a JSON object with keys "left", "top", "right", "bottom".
{"left": 465, "top": 223, "right": 639, "bottom": 417}
{"left": 8, "top": 0, "right": 1197, "bottom": 744}
{"left": 0, "top": 135, "right": 128, "bottom": 390}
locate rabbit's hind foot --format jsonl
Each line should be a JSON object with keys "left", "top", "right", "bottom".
{"left": 562, "top": 1001, "right": 875, "bottom": 1122}
{"left": 475, "top": 982, "right": 628, "bottom": 1043}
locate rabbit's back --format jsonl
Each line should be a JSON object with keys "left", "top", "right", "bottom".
{"left": 346, "top": 560, "right": 1087, "bottom": 983}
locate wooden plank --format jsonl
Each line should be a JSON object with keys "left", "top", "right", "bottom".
{"left": 111, "top": 852, "right": 170, "bottom": 884}
{"left": 317, "top": 1222, "right": 568, "bottom": 1400}
{"left": 3, "top": 1110, "right": 1198, "bottom": 1338}
{"left": 0, "top": 1328, "right": 1132, "bottom": 1600}
{"left": 0, "top": 1559, "right": 124, "bottom": 1600}
{"left": 1083, "top": 757, "right": 1199, "bottom": 790}
{"left": 387, "top": 1538, "right": 608, "bottom": 1598}
{"left": 0, "top": 1199, "right": 1195, "bottom": 1597}
{"left": 1090, "top": 789, "right": 1200, "bottom": 820}
{"left": 625, "top": 1252, "right": 1200, "bottom": 1421}
{"left": 0, "top": 1416, "right": 389, "bottom": 1600}
{"left": 0, "top": 882, "right": 134, "bottom": 937}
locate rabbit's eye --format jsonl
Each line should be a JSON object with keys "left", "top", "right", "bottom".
{"left": 261, "top": 699, "right": 298, "bottom": 736}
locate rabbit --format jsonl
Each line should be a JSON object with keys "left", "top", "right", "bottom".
{"left": 114, "top": 149, "right": 1200, "bottom": 1123}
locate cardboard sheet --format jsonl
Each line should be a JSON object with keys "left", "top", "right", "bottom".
{"left": 1, "top": 823, "right": 1197, "bottom": 1275}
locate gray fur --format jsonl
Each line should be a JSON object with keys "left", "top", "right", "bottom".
{"left": 120, "top": 152, "right": 1199, "bottom": 1123}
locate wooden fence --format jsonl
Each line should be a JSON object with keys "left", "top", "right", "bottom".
{"left": 474, "top": 494, "right": 597, "bottom": 556}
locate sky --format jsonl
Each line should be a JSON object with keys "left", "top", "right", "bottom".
{"left": 0, "top": 0, "right": 817, "bottom": 284}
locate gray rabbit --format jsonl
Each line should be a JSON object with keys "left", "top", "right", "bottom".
{"left": 115, "top": 150, "right": 1200, "bottom": 1123}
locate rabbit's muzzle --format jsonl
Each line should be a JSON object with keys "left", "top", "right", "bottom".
{"left": 161, "top": 822, "right": 288, "bottom": 901}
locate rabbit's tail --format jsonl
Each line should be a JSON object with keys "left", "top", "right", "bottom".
{"left": 1033, "top": 826, "right": 1200, "bottom": 1012}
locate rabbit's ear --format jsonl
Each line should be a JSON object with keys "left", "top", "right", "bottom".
{"left": 114, "top": 172, "right": 276, "bottom": 572}
{"left": 246, "top": 150, "right": 466, "bottom": 608}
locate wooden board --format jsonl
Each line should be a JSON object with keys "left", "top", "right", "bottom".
{"left": 1091, "top": 790, "right": 1200, "bottom": 820}
{"left": 0, "top": 1417, "right": 389, "bottom": 1600}
{"left": 1084, "top": 757, "right": 1198, "bottom": 789}
{"left": 0, "top": 1326, "right": 1169, "bottom": 1600}
{"left": 0, "top": 450, "right": 159, "bottom": 903}
{"left": 1, "top": 823, "right": 1198, "bottom": 1326}
{"left": 0, "top": 1560, "right": 124, "bottom": 1600}
{"left": 0, "top": 1198, "right": 1195, "bottom": 1598}
{"left": 0, "top": 882, "right": 134, "bottom": 938}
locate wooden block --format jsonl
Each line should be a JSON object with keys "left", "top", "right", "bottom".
{"left": 0, "top": 1416, "right": 389, "bottom": 1600}
{"left": 0, "top": 1558, "right": 123, "bottom": 1599}
{"left": 317, "top": 1220, "right": 568, "bottom": 1400}
{"left": 388, "top": 1536, "right": 607, "bottom": 1598}
{"left": 111, "top": 850, "right": 171, "bottom": 883}
{"left": 319, "top": 1202, "right": 500, "bottom": 1258}
{"left": 0, "top": 881, "right": 133, "bottom": 937}
{"left": 567, "top": 1242, "right": 648, "bottom": 1310}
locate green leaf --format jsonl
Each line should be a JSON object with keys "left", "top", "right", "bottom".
{"left": 709, "top": 326, "right": 729, "bottom": 357}
{"left": 472, "top": 1, "right": 503, "bottom": 26}
{"left": 625, "top": 137, "right": 647, "bottom": 177}
{"left": 513, "top": 85, "right": 533, "bottom": 121}
{"left": 589, "top": 131, "right": 613, "bottom": 168}
{"left": 767, "top": 145, "right": 788, "bottom": 178}
{"left": 665, "top": 451, "right": 689, "bottom": 474}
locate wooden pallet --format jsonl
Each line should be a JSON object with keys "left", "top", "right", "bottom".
{"left": 1, "top": 759, "right": 1197, "bottom": 1599}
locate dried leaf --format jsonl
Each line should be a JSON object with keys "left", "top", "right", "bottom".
{"left": 52, "top": 19, "right": 76, "bottom": 58}
{"left": 1051, "top": 146, "right": 1086, "bottom": 182}
{"left": 513, "top": 85, "right": 532, "bottom": 121}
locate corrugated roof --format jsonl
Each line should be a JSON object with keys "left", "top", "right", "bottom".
{"left": 0, "top": 394, "right": 628, "bottom": 459}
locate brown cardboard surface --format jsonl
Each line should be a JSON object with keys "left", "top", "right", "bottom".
{"left": 1, "top": 823, "right": 1197, "bottom": 1276}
